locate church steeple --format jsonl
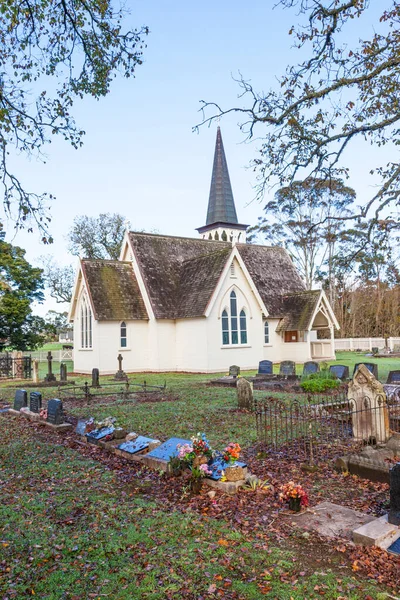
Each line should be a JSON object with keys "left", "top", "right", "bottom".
{"left": 197, "top": 127, "right": 248, "bottom": 244}
{"left": 206, "top": 127, "right": 238, "bottom": 225}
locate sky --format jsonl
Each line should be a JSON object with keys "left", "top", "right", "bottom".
{"left": 3, "top": 0, "right": 396, "bottom": 316}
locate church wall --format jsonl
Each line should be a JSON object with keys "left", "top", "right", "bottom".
{"left": 175, "top": 318, "right": 208, "bottom": 371}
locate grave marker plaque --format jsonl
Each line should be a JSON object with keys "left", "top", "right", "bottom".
{"left": 118, "top": 436, "right": 159, "bottom": 455}
{"left": 303, "top": 361, "right": 319, "bottom": 376}
{"left": 388, "top": 463, "right": 400, "bottom": 526}
{"left": 329, "top": 365, "right": 349, "bottom": 380}
{"left": 75, "top": 419, "right": 88, "bottom": 436}
{"left": 387, "top": 370, "right": 400, "bottom": 384}
{"left": 86, "top": 426, "right": 114, "bottom": 441}
{"left": 47, "top": 399, "right": 63, "bottom": 425}
{"left": 13, "top": 389, "right": 27, "bottom": 411}
{"left": 258, "top": 360, "right": 273, "bottom": 375}
{"left": 29, "top": 391, "right": 42, "bottom": 413}
{"left": 146, "top": 437, "right": 191, "bottom": 461}
{"left": 229, "top": 365, "right": 240, "bottom": 378}
{"left": 353, "top": 362, "right": 378, "bottom": 379}
{"left": 279, "top": 361, "right": 296, "bottom": 377}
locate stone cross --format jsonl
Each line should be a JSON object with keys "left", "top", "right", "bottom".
{"left": 44, "top": 351, "right": 56, "bottom": 382}
{"left": 118, "top": 354, "right": 123, "bottom": 370}
{"left": 348, "top": 364, "right": 390, "bottom": 444}
{"left": 114, "top": 354, "right": 127, "bottom": 381}
{"left": 388, "top": 462, "right": 400, "bottom": 526}
{"left": 229, "top": 365, "right": 240, "bottom": 378}
{"left": 237, "top": 378, "right": 254, "bottom": 411}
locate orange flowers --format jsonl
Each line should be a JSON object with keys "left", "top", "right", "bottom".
{"left": 222, "top": 442, "right": 241, "bottom": 464}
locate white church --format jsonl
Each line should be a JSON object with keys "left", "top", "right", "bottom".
{"left": 69, "top": 128, "right": 338, "bottom": 374}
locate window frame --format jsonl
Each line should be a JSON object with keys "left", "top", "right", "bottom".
{"left": 120, "top": 321, "right": 127, "bottom": 348}
{"left": 221, "top": 289, "right": 249, "bottom": 347}
{"left": 80, "top": 294, "right": 93, "bottom": 350}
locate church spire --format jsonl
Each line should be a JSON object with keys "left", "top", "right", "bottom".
{"left": 206, "top": 127, "right": 238, "bottom": 225}
{"left": 196, "top": 127, "right": 248, "bottom": 244}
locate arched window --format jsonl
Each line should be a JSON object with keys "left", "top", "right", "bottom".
{"left": 221, "top": 230, "right": 227, "bottom": 241}
{"left": 222, "top": 310, "right": 229, "bottom": 345}
{"left": 120, "top": 321, "right": 127, "bottom": 348}
{"left": 214, "top": 232, "right": 219, "bottom": 240}
{"left": 264, "top": 321, "right": 269, "bottom": 344}
{"left": 240, "top": 310, "right": 247, "bottom": 344}
{"left": 208, "top": 233, "right": 212, "bottom": 240}
{"left": 80, "top": 294, "right": 92, "bottom": 349}
{"left": 221, "top": 290, "right": 248, "bottom": 346}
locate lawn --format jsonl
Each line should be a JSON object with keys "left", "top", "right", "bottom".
{"left": 0, "top": 417, "right": 396, "bottom": 599}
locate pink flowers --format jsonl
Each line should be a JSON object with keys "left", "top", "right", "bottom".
{"left": 177, "top": 444, "right": 194, "bottom": 461}
{"left": 199, "top": 464, "right": 212, "bottom": 477}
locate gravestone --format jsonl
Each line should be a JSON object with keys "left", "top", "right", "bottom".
{"left": 92, "top": 368, "right": 100, "bottom": 387}
{"left": 237, "top": 378, "right": 253, "bottom": 411}
{"left": 117, "top": 436, "right": 159, "bottom": 455}
{"left": 60, "top": 363, "right": 67, "bottom": 382}
{"left": 229, "top": 365, "right": 240, "bottom": 378}
{"left": 303, "top": 361, "right": 319, "bottom": 376}
{"left": 114, "top": 354, "right": 127, "bottom": 381}
{"left": 14, "top": 351, "right": 24, "bottom": 378}
{"left": 258, "top": 360, "right": 273, "bottom": 375}
{"left": 75, "top": 419, "right": 88, "bottom": 436}
{"left": 353, "top": 363, "right": 378, "bottom": 379}
{"left": 86, "top": 427, "right": 114, "bottom": 442}
{"left": 388, "top": 463, "right": 400, "bottom": 526}
{"left": 47, "top": 399, "right": 63, "bottom": 425}
{"left": 329, "top": 364, "right": 349, "bottom": 380}
{"left": 44, "top": 352, "right": 56, "bottom": 383}
{"left": 29, "top": 391, "right": 42, "bottom": 413}
{"left": 348, "top": 364, "right": 389, "bottom": 444}
{"left": 279, "top": 361, "right": 296, "bottom": 377}
{"left": 32, "top": 359, "right": 39, "bottom": 384}
{"left": 146, "top": 437, "right": 191, "bottom": 461}
{"left": 387, "top": 370, "right": 400, "bottom": 384}
{"left": 13, "top": 389, "right": 27, "bottom": 411}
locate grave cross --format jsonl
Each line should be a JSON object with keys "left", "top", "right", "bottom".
{"left": 44, "top": 351, "right": 56, "bottom": 382}
{"left": 118, "top": 354, "right": 123, "bottom": 371}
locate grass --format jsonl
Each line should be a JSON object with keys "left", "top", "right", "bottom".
{"left": 0, "top": 418, "right": 387, "bottom": 599}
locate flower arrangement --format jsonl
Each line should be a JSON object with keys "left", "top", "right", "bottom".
{"left": 191, "top": 432, "right": 213, "bottom": 459}
{"left": 191, "top": 463, "right": 213, "bottom": 479}
{"left": 222, "top": 442, "right": 241, "bottom": 464}
{"left": 279, "top": 481, "right": 309, "bottom": 509}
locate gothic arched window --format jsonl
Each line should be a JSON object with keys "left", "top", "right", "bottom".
{"left": 120, "top": 321, "right": 127, "bottom": 348}
{"left": 264, "top": 321, "right": 269, "bottom": 344}
{"left": 240, "top": 310, "right": 247, "bottom": 344}
{"left": 80, "top": 294, "right": 92, "bottom": 349}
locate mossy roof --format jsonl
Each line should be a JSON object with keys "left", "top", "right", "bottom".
{"left": 275, "top": 290, "right": 322, "bottom": 332}
{"left": 81, "top": 260, "right": 148, "bottom": 321}
{"left": 236, "top": 244, "right": 306, "bottom": 317}
{"left": 128, "top": 233, "right": 231, "bottom": 319}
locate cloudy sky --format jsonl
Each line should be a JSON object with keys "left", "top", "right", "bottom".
{"left": 3, "top": 1, "right": 395, "bottom": 316}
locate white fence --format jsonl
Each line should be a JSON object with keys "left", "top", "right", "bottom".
{"left": 334, "top": 337, "right": 400, "bottom": 352}
{"left": 29, "top": 350, "right": 73, "bottom": 362}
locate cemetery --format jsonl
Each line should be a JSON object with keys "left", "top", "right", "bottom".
{"left": 0, "top": 351, "right": 400, "bottom": 598}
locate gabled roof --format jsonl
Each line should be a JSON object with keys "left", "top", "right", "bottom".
{"left": 236, "top": 244, "right": 306, "bottom": 317}
{"left": 81, "top": 260, "right": 148, "bottom": 321}
{"left": 128, "top": 232, "right": 231, "bottom": 319}
{"left": 275, "top": 290, "right": 322, "bottom": 332}
{"left": 206, "top": 127, "right": 238, "bottom": 225}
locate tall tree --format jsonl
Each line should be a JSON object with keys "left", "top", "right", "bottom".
{"left": 0, "top": 1, "right": 148, "bottom": 238}
{"left": 39, "top": 257, "right": 75, "bottom": 303}
{"left": 198, "top": 1, "right": 400, "bottom": 226}
{"left": 0, "top": 227, "right": 45, "bottom": 349}
{"left": 249, "top": 178, "right": 356, "bottom": 299}
{"left": 68, "top": 213, "right": 129, "bottom": 259}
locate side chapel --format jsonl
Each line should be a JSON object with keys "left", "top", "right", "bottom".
{"left": 69, "top": 128, "right": 339, "bottom": 373}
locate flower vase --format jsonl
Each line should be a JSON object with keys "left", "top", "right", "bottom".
{"left": 224, "top": 465, "right": 245, "bottom": 482}
{"left": 288, "top": 497, "right": 301, "bottom": 512}
{"left": 190, "top": 478, "right": 203, "bottom": 494}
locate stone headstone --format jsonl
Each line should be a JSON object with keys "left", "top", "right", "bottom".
{"left": 75, "top": 419, "right": 88, "bottom": 436}
{"left": 32, "top": 359, "right": 39, "bottom": 384}
{"left": 258, "top": 360, "right": 273, "bottom": 375}
{"left": 59, "top": 363, "right": 67, "bottom": 382}
{"left": 348, "top": 364, "right": 389, "bottom": 444}
{"left": 229, "top": 365, "right": 240, "bottom": 378}
{"left": 353, "top": 363, "right": 378, "bottom": 379}
{"left": 47, "top": 399, "right": 63, "bottom": 425}
{"left": 237, "top": 378, "right": 253, "bottom": 410}
{"left": 387, "top": 370, "right": 400, "bottom": 384}
{"left": 329, "top": 364, "right": 349, "bottom": 380}
{"left": 13, "top": 389, "right": 27, "bottom": 411}
{"left": 279, "top": 361, "right": 296, "bottom": 377}
{"left": 388, "top": 463, "right": 400, "bottom": 526}
{"left": 44, "top": 351, "right": 56, "bottom": 382}
{"left": 303, "top": 361, "right": 319, "bottom": 376}
{"left": 92, "top": 368, "right": 100, "bottom": 387}
{"left": 13, "top": 351, "right": 24, "bottom": 378}
{"left": 117, "top": 436, "right": 159, "bottom": 455}
{"left": 29, "top": 391, "right": 42, "bottom": 413}
{"left": 86, "top": 426, "right": 114, "bottom": 442}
